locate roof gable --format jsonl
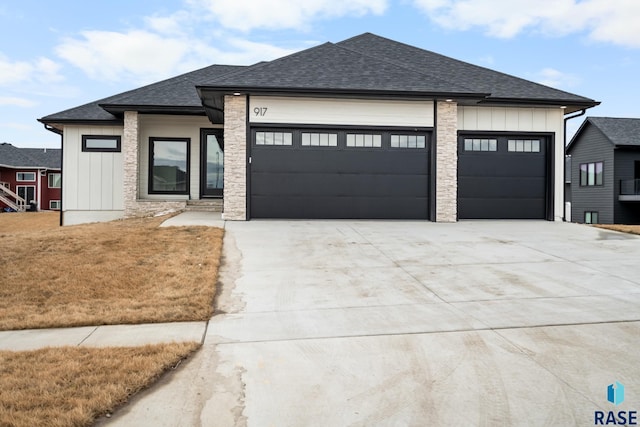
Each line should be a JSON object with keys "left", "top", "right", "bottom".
{"left": 568, "top": 117, "right": 640, "bottom": 153}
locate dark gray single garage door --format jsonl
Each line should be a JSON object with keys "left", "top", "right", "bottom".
{"left": 250, "top": 128, "right": 430, "bottom": 219}
{"left": 458, "top": 135, "right": 547, "bottom": 219}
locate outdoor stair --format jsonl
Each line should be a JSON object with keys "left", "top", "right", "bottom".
{"left": 0, "top": 184, "right": 27, "bottom": 212}
{"left": 185, "top": 199, "right": 223, "bottom": 212}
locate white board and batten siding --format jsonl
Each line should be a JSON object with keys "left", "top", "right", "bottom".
{"left": 138, "top": 115, "right": 221, "bottom": 199}
{"left": 249, "top": 97, "right": 435, "bottom": 127}
{"left": 458, "top": 106, "right": 566, "bottom": 220}
{"left": 62, "top": 126, "right": 125, "bottom": 225}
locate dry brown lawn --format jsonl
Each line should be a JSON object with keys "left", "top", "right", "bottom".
{"left": 0, "top": 342, "right": 199, "bottom": 427}
{"left": 0, "top": 212, "right": 223, "bottom": 330}
{"left": 595, "top": 224, "right": 640, "bottom": 235}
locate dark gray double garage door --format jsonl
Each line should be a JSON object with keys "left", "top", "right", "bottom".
{"left": 249, "top": 128, "right": 549, "bottom": 220}
{"left": 250, "top": 128, "right": 430, "bottom": 219}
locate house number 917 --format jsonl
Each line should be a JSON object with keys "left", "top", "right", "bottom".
{"left": 254, "top": 107, "right": 268, "bottom": 117}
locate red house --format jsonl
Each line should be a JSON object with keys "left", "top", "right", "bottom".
{"left": 0, "top": 143, "right": 61, "bottom": 212}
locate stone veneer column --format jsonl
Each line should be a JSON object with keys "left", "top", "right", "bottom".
{"left": 223, "top": 95, "right": 247, "bottom": 220}
{"left": 435, "top": 101, "right": 458, "bottom": 222}
{"left": 123, "top": 111, "right": 139, "bottom": 218}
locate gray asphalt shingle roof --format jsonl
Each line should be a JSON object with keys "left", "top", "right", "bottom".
{"left": 0, "top": 143, "right": 61, "bottom": 169}
{"left": 577, "top": 117, "right": 640, "bottom": 147}
{"left": 199, "top": 41, "right": 482, "bottom": 96}
{"left": 41, "top": 33, "right": 597, "bottom": 124}
{"left": 336, "top": 33, "right": 594, "bottom": 103}
{"left": 40, "top": 64, "right": 244, "bottom": 123}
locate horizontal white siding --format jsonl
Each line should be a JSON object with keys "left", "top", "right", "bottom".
{"left": 138, "top": 115, "right": 221, "bottom": 199}
{"left": 62, "top": 126, "right": 124, "bottom": 213}
{"left": 458, "top": 106, "right": 566, "bottom": 220}
{"left": 250, "top": 97, "right": 435, "bottom": 127}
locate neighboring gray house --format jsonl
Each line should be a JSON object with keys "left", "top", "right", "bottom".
{"left": 39, "top": 33, "right": 598, "bottom": 225}
{"left": 566, "top": 117, "right": 640, "bottom": 224}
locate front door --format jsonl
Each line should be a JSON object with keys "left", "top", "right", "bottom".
{"left": 17, "top": 185, "right": 36, "bottom": 206}
{"left": 200, "top": 129, "right": 224, "bottom": 198}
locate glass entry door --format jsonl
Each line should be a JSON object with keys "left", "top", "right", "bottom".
{"left": 200, "top": 129, "right": 224, "bottom": 197}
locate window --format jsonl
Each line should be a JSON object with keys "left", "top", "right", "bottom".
{"left": 301, "top": 133, "right": 338, "bottom": 147}
{"left": 579, "top": 162, "right": 603, "bottom": 186}
{"left": 585, "top": 211, "right": 599, "bottom": 224}
{"left": 464, "top": 138, "right": 497, "bottom": 152}
{"left": 346, "top": 134, "right": 382, "bottom": 148}
{"left": 508, "top": 139, "right": 541, "bottom": 153}
{"left": 49, "top": 200, "right": 61, "bottom": 210}
{"left": 255, "top": 131, "right": 292, "bottom": 146}
{"left": 82, "top": 135, "right": 121, "bottom": 152}
{"left": 149, "top": 138, "right": 190, "bottom": 194}
{"left": 48, "top": 173, "right": 61, "bottom": 188}
{"left": 16, "top": 172, "right": 36, "bottom": 181}
{"left": 391, "top": 135, "right": 426, "bottom": 149}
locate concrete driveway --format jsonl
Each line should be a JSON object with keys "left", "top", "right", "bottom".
{"left": 106, "top": 220, "right": 640, "bottom": 426}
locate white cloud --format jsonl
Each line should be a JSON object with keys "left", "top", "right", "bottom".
{"left": 192, "top": 0, "right": 387, "bottom": 31}
{"left": 534, "top": 68, "right": 580, "bottom": 89}
{"left": 0, "top": 54, "right": 64, "bottom": 86}
{"left": 0, "top": 97, "right": 36, "bottom": 107}
{"left": 0, "top": 56, "right": 35, "bottom": 85}
{"left": 55, "top": 30, "right": 195, "bottom": 82}
{"left": 411, "top": 0, "right": 640, "bottom": 47}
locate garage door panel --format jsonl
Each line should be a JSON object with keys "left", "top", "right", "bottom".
{"left": 252, "top": 149, "right": 428, "bottom": 175}
{"left": 458, "top": 176, "right": 546, "bottom": 199}
{"left": 252, "top": 172, "right": 428, "bottom": 198}
{"left": 458, "top": 198, "right": 545, "bottom": 219}
{"left": 251, "top": 195, "right": 429, "bottom": 219}
{"left": 458, "top": 156, "right": 545, "bottom": 177}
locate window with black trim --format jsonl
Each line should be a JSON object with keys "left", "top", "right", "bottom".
{"left": 391, "top": 135, "right": 426, "bottom": 149}
{"left": 149, "top": 138, "right": 190, "bottom": 194}
{"left": 464, "top": 138, "right": 497, "bottom": 152}
{"left": 584, "top": 211, "right": 599, "bottom": 224}
{"left": 255, "top": 131, "right": 292, "bottom": 146}
{"left": 16, "top": 172, "right": 36, "bottom": 181}
{"left": 48, "top": 173, "right": 61, "bottom": 188}
{"left": 82, "top": 135, "right": 121, "bottom": 152}
{"left": 301, "top": 132, "right": 337, "bottom": 147}
{"left": 508, "top": 139, "right": 541, "bottom": 153}
{"left": 346, "top": 134, "right": 382, "bottom": 148}
{"left": 50, "top": 200, "right": 61, "bottom": 210}
{"left": 579, "top": 162, "right": 603, "bottom": 186}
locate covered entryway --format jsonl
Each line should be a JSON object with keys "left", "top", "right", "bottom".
{"left": 458, "top": 134, "right": 549, "bottom": 219}
{"left": 249, "top": 128, "right": 431, "bottom": 219}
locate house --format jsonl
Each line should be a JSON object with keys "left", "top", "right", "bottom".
{"left": 0, "top": 143, "right": 61, "bottom": 212}
{"left": 39, "top": 33, "right": 598, "bottom": 226}
{"left": 566, "top": 117, "right": 640, "bottom": 224}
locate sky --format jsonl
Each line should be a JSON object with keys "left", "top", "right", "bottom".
{"left": 1, "top": 0, "right": 639, "bottom": 148}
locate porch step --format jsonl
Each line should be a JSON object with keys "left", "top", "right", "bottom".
{"left": 185, "top": 199, "right": 223, "bottom": 212}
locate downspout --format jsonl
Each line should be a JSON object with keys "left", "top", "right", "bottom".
{"left": 42, "top": 123, "right": 63, "bottom": 227}
{"left": 563, "top": 109, "right": 587, "bottom": 221}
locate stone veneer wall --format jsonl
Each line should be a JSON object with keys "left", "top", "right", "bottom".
{"left": 435, "top": 101, "right": 458, "bottom": 222}
{"left": 123, "top": 111, "right": 186, "bottom": 218}
{"left": 222, "top": 95, "right": 247, "bottom": 220}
